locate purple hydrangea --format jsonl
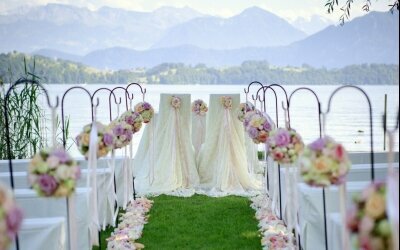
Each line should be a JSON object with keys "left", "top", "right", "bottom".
{"left": 103, "top": 133, "right": 114, "bottom": 146}
{"left": 247, "top": 127, "right": 259, "bottom": 139}
{"left": 143, "top": 102, "right": 151, "bottom": 110}
{"left": 309, "top": 137, "right": 326, "bottom": 151}
{"left": 113, "top": 125, "right": 124, "bottom": 136}
{"left": 263, "top": 121, "right": 272, "bottom": 131}
{"left": 38, "top": 174, "right": 58, "bottom": 195}
{"left": 274, "top": 129, "right": 291, "bottom": 147}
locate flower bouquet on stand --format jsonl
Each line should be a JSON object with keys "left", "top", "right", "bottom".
{"left": 76, "top": 122, "right": 115, "bottom": 158}
{"left": 29, "top": 148, "right": 80, "bottom": 197}
{"left": 134, "top": 102, "right": 154, "bottom": 124}
{"left": 347, "top": 182, "right": 393, "bottom": 250}
{"left": 0, "top": 183, "right": 23, "bottom": 250}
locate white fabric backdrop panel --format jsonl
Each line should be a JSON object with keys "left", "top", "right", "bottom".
{"left": 10, "top": 217, "right": 66, "bottom": 250}
{"left": 133, "top": 114, "right": 158, "bottom": 194}
{"left": 298, "top": 181, "right": 370, "bottom": 250}
{"left": 14, "top": 188, "right": 90, "bottom": 250}
{"left": 197, "top": 94, "right": 261, "bottom": 196}
{"left": 142, "top": 94, "right": 199, "bottom": 194}
{"left": 192, "top": 115, "right": 206, "bottom": 159}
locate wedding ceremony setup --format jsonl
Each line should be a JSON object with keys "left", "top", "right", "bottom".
{"left": 1, "top": 78, "right": 399, "bottom": 250}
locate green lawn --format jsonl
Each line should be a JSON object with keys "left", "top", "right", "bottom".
{"left": 93, "top": 195, "right": 261, "bottom": 250}
{"left": 139, "top": 194, "right": 261, "bottom": 250}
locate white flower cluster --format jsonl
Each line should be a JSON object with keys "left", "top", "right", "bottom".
{"left": 107, "top": 197, "right": 153, "bottom": 250}
{"left": 250, "top": 194, "right": 295, "bottom": 250}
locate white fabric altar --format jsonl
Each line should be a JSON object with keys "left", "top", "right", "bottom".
{"left": 197, "top": 94, "right": 261, "bottom": 196}
{"left": 10, "top": 217, "right": 66, "bottom": 250}
{"left": 133, "top": 114, "right": 158, "bottom": 192}
{"left": 137, "top": 94, "right": 199, "bottom": 195}
{"left": 15, "top": 188, "right": 90, "bottom": 250}
{"left": 192, "top": 114, "right": 206, "bottom": 159}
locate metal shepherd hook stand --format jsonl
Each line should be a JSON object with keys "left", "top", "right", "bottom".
{"left": 288, "top": 87, "right": 323, "bottom": 250}
{"left": 3, "top": 78, "right": 59, "bottom": 250}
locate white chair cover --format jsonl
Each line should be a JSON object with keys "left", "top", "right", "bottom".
{"left": 197, "top": 94, "right": 261, "bottom": 196}
{"left": 138, "top": 94, "right": 199, "bottom": 195}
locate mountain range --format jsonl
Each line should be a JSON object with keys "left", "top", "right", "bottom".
{"left": 0, "top": 4, "right": 398, "bottom": 70}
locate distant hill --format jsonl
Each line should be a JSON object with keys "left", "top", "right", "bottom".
{"left": 289, "top": 15, "right": 334, "bottom": 35}
{"left": 1, "top": 52, "right": 398, "bottom": 85}
{"left": 152, "top": 7, "right": 307, "bottom": 49}
{"left": 42, "top": 11, "right": 398, "bottom": 70}
{"left": 0, "top": 4, "right": 204, "bottom": 54}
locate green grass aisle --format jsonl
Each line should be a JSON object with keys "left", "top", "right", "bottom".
{"left": 140, "top": 194, "right": 260, "bottom": 249}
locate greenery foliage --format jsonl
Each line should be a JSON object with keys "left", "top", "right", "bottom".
{"left": 1, "top": 52, "right": 398, "bottom": 85}
{"left": 0, "top": 66, "right": 46, "bottom": 159}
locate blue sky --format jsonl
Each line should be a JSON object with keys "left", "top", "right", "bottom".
{"left": 0, "top": 0, "right": 391, "bottom": 20}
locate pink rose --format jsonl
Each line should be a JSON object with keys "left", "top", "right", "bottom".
{"left": 274, "top": 129, "right": 291, "bottom": 147}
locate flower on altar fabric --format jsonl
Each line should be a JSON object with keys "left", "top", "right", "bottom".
{"left": 134, "top": 102, "right": 154, "bottom": 123}
{"left": 170, "top": 96, "right": 181, "bottom": 109}
{"left": 220, "top": 96, "right": 233, "bottom": 109}
{"left": 0, "top": 183, "right": 23, "bottom": 250}
{"left": 76, "top": 122, "right": 115, "bottom": 158}
{"left": 300, "top": 136, "right": 350, "bottom": 187}
{"left": 119, "top": 110, "right": 143, "bottom": 134}
{"left": 267, "top": 128, "right": 304, "bottom": 164}
{"left": 191, "top": 99, "right": 208, "bottom": 116}
{"left": 237, "top": 102, "right": 255, "bottom": 121}
{"left": 29, "top": 147, "right": 80, "bottom": 197}
{"left": 347, "top": 182, "right": 393, "bottom": 250}
{"left": 108, "top": 120, "right": 133, "bottom": 149}
{"left": 245, "top": 110, "right": 275, "bottom": 144}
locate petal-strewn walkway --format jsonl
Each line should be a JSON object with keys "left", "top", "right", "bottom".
{"left": 139, "top": 194, "right": 260, "bottom": 249}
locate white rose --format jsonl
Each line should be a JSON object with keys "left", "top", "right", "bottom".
{"left": 55, "top": 165, "right": 70, "bottom": 181}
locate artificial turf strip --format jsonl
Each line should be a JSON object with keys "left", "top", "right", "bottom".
{"left": 139, "top": 194, "right": 261, "bottom": 250}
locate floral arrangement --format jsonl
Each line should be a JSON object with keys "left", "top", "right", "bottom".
{"left": 220, "top": 96, "right": 233, "bottom": 109}
{"left": 108, "top": 120, "right": 133, "bottom": 149}
{"left": 237, "top": 102, "right": 255, "bottom": 122}
{"left": 29, "top": 148, "right": 80, "bottom": 197}
{"left": 76, "top": 122, "right": 115, "bottom": 158}
{"left": 170, "top": 96, "right": 181, "bottom": 109}
{"left": 191, "top": 99, "right": 208, "bottom": 116}
{"left": 250, "top": 194, "right": 295, "bottom": 249}
{"left": 107, "top": 197, "right": 153, "bottom": 249}
{"left": 119, "top": 110, "right": 143, "bottom": 133}
{"left": 134, "top": 102, "right": 154, "bottom": 124}
{"left": 245, "top": 112, "right": 275, "bottom": 144}
{"left": 300, "top": 136, "right": 351, "bottom": 187}
{"left": 267, "top": 128, "right": 304, "bottom": 164}
{"left": 0, "top": 183, "right": 23, "bottom": 250}
{"left": 347, "top": 182, "right": 392, "bottom": 250}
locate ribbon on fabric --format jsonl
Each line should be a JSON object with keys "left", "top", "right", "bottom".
{"left": 87, "top": 120, "right": 99, "bottom": 246}
{"left": 122, "top": 147, "right": 129, "bottom": 209}
{"left": 105, "top": 150, "right": 118, "bottom": 228}
{"left": 271, "top": 160, "right": 279, "bottom": 215}
{"left": 339, "top": 184, "right": 350, "bottom": 250}
{"left": 149, "top": 119, "right": 155, "bottom": 185}
{"left": 387, "top": 132, "right": 399, "bottom": 250}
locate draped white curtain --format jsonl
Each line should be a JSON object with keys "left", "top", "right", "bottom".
{"left": 192, "top": 115, "right": 206, "bottom": 159}
{"left": 136, "top": 94, "right": 199, "bottom": 195}
{"left": 197, "top": 94, "right": 261, "bottom": 196}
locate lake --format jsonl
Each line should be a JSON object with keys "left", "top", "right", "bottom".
{"left": 38, "top": 84, "right": 399, "bottom": 157}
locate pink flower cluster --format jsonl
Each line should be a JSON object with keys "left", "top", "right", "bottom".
{"left": 29, "top": 148, "right": 80, "bottom": 197}
{"left": 134, "top": 102, "right": 154, "bottom": 124}
{"left": 220, "top": 96, "right": 233, "bottom": 109}
{"left": 300, "top": 136, "right": 351, "bottom": 187}
{"left": 244, "top": 111, "right": 275, "bottom": 144}
{"left": 250, "top": 194, "right": 295, "bottom": 250}
{"left": 192, "top": 99, "right": 208, "bottom": 116}
{"left": 171, "top": 96, "right": 181, "bottom": 109}
{"left": 267, "top": 128, "right": 304, "bottom": 164}
{"left": 76, "top": 122, "right": 115, "bottom": 158}
{"left": 0, "top": 183, "right": 23, "bottom": 249}
{"left": 347, "top": 182, "right": 392, "bottom": 250}
{"left": 107, "top": 197, "right": 153, "bottom": 250}
{"left": 237, "top": 102, "right": 255, "bottom": 122}
{"left": 108, "top": 120, "right": 133, "bottom": 149}
{"left": 120, "top": 110, "right": 143, "bottom": 133}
